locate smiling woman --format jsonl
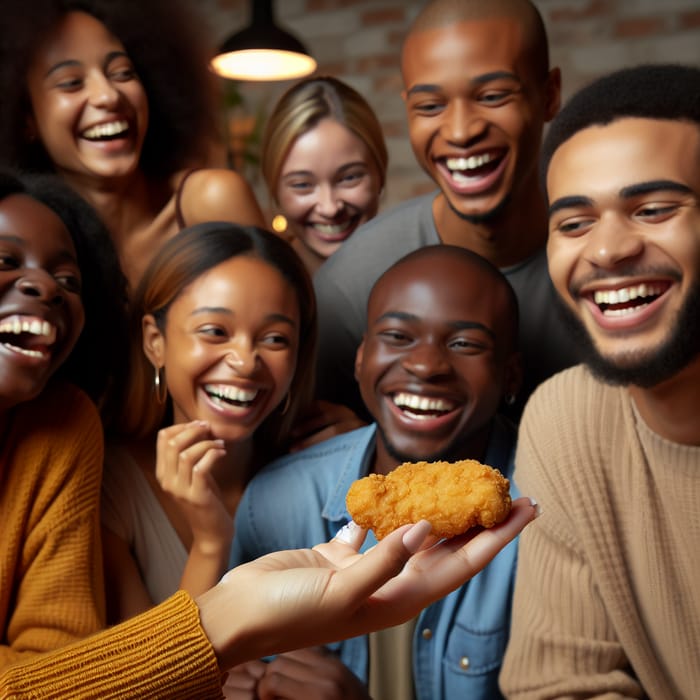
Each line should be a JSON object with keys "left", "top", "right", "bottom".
{"left": 262, "top": 76, "right": 388, "bottom": 276}
{"left": 0, "top": 0, "right": 265, "bottom": 290}
{"left": 101, "top": 224, "right": 318, "bottom": 639}
{"left": 0, "top": 168, "right": 126, "bottom": 668}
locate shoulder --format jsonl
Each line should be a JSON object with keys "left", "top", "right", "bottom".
{"left": 252, "top": 426, "right": 375, "bottom": 488}
{"left": 315, "top": 194, "right": 435, "bottom": 290}
{"left": 6, "top": 383, "right": 103, "bottom": 500}
{"left": 515, "top": 365, "right": 626, "bottom": 500}
{"left": 14, "top": 381, "right": 101, "bottom": 441}
{"left": 176, "top": 168, "right": 265, "bottom": 227}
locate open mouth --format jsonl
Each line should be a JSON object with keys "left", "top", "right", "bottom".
{"left": 204, "top": 383, "right": 259, "bottom": 409}
{"left": 590, "top": 281, "right": 670, "bottom": 318}
{"left": 443, "top": 151, "right": 504, "bottom": 185}
{"left": 392, "top": 391, "right": 457, "bottom": 421}
{"left": 0, "top": 315, "right": 56, "bottom": 359}
{"left": 81, "top": 120, "right": 129, "bottom": 142}
{"left": 308, "top": 217, "right": 360, "bottom": 242}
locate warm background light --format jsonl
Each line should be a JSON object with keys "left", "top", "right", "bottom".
{"left": 211, "top": 49, "right": 317, "bottom": 82}
{"left": 271, "top": 214, "right": 288, "bottom": 233}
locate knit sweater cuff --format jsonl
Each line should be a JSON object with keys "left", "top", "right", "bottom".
{"left": 0, "top": 591, "right": 223, "bottom": 699}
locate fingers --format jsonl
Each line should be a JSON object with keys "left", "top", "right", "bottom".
{"left": 374, "top": 497, "right": 539, "bottom": 607}
{"left": 320, "top": 521, "right": 433, "bottom": 610}
{"left": 289, "top": 401, "right": 367, "bottom": 452}
{"left": 156, "top": 421, "right": 225, "bottom": 497}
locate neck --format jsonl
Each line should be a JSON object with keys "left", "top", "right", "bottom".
{"left": 372, "top": 422, "right": 492, "bottom": 476}
{"left": 60, "top": 169, "right": 165, "bottom": 242}
{"left": 291, "top": 236, "right": 324, "bottom": 276}
{"left": 628, "top": 357, "right": 700, "bottom": 445}
{"left": 433, "top": 184, "right": 548, "bottom": 267}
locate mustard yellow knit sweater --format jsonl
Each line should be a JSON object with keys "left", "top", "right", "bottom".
{"left": 0, "top": 381, "right": 104, "bottom": 668}
{"left": 0, "top": 591, "right": 222, "bottom": 699}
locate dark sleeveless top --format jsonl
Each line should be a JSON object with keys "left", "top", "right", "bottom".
{"left": 174, "top": 169, "right": 199, "bottom": 229}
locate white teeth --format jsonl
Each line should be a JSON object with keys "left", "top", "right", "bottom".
{"left": 0, "top": 316, "right": 56, "bottom": 343}
{"left": 311, "top": 222, "right": 348, "bottom": 235}
{"left": 2, "top": 342, "right": 47, "bottom": 359}
{"left": 82, "top": 120, "right": 128, "bottom": 139}
{"left": 205, "top": 384, "right": 258, "bottom": 403}
{"left": 602, "top": 304, "right": 650, "bottom": 318}
{"left": 446, "top": 153, "right": 495, "bottom": 171}
{"left": 393, "top": 392, "right": 455, "bottom": 413}
{"left": 593, "top": 283, "right": 663, "bottom": 306}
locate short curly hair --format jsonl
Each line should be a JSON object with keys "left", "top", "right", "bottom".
{"left": 0, "top": 0, "right": 220, "bottom": 178}
{"left": 540, "top": 63, "right": 700, "bottom": 196}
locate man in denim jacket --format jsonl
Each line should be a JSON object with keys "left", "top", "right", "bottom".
{"left": 231, "top": 245, "right": 522, "bottom": 700}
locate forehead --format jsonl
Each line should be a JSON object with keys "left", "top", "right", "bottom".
{"left": 282, "top": 118, "right": 370, "bottom": 172}
{"left": 31, "top": 11, "right": 124, "bottom": 68}
{"left": 547, "top": 118, "right": 700, "bottom": 202}
{"left": 0, "top": 194, "right": 76, "bottom": 254}
{"left": 369, "top": 255, "right": 509, "bottom": 320}
{"left": 402, "top": 17, "right": 529, "bottom": 86}
{"left": 173, "top": 255, "right": 300, "bottom": 316}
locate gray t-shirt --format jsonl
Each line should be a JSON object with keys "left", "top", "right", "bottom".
{"left": 313, "top": 192, "right": 581, "bottom": 420}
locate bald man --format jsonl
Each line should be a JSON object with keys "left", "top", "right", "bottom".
{"left": 313, "top": 0, "right": 580, "bottom": 423}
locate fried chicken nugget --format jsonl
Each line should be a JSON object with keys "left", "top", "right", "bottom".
{"left": 346, "top": 460, "right": 511, "bottom": 540}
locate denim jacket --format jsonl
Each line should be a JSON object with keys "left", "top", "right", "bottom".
{"left": 231, "top": 417, "right": 519, "bottom": 700}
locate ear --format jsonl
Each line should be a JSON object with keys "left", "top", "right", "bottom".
{"left": 354, "top": 335, "right": 366, "bottom": 383}
{"left": 142, "top": 314, "right": 165, "bottom": 368}
{"left": 543, "top": 67, "right": 562, "bottom": 123}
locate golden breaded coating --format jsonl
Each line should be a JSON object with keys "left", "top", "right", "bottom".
{"left": 346, "top": 459, "right": 511, "bottom": 540}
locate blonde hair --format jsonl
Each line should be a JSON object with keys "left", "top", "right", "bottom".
{"left": 262, "top": 76, "right": 388, "bottom": 199}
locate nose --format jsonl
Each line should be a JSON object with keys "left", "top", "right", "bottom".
{"left": 583, "top": 214, "right": 645, "bottom": 269}
{"left": 401, "top": 341, "right": 452, "bottom": 380}
{"left": 315, "top": 184, "right": 343, "bottom": 218}
{"left": 224, "top": 344, "right": 258, "bottom": 375}
{"left": 87, "top": 72, "right": 120, "bottom": 108}
{"left": 17, "top": 272, "right": 65, "bottom": 306}
{"left": 441, "top": 99, "right": 487, "bottom": 146}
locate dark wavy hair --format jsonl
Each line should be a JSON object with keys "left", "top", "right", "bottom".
{"left": 0, "top": 0, "right": 220, "bottom": 178}
{"left": 0, "top": 169, "right": 130, "bottom": 409}
{"left": 116, "top": 223, "right": 317, "bottom": 462}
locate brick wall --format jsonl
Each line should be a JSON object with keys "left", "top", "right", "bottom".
{"left": 198, "top": 0, "right": 700, "bottom": 220}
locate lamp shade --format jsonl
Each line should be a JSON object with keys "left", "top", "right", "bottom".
{"left": 211, "top": 0, "right": 317, "bottom": 81}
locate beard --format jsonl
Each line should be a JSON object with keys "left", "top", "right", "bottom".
{"left": 554, "top": 279, "right": 700, "bottom": 388}
{"left": 445, "top": 191, "right": 511, "bottom": 225}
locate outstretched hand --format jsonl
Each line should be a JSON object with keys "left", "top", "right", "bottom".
{"left": 198, "top": 496, "right": 539, "bottom": 671}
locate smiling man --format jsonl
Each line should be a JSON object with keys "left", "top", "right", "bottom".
{"left": 499, "top": 64, "right": 700, "bottom": 698}
{"left": 313, "top": 0, "right": 578, "bottom": 422}
{"left": 231, "top": 245, "right": 522, "bottom": 700}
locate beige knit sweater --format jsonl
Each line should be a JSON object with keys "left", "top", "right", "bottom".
{"left": 500, "top": 365, "right": 699, "bottom": 699}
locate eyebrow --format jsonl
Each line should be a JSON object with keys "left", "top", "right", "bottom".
{"left": 405, "top": 71, "right": 521, "bottom": 97}
{"left": 45, "top": 50, "right": 129, "bottom": 78}
{"left": 548, "top": 180, "right": 693, "bottom": 218}
{"left": 190, "top": 307, "right": 297, "bottom": 326}
{"left": 0, "top": 234, "right": 77, "bottom": 261}
{"left": 374, "top": 310, "right": 495, "bottom": 337}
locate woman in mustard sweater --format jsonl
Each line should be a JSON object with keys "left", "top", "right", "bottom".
{"left": 0, "top": 169, "right": 127, "bottom": 668}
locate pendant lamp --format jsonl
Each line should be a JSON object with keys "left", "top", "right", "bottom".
{"left": 211, "top": 0, "right": 317, "bottom": 82}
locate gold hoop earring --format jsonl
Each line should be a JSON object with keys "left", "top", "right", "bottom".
{"left": 280, "top": 393, "right": 291, "bottom": 416}
{"left": 154, "top": 366, "right": 168, "bottom": 404}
